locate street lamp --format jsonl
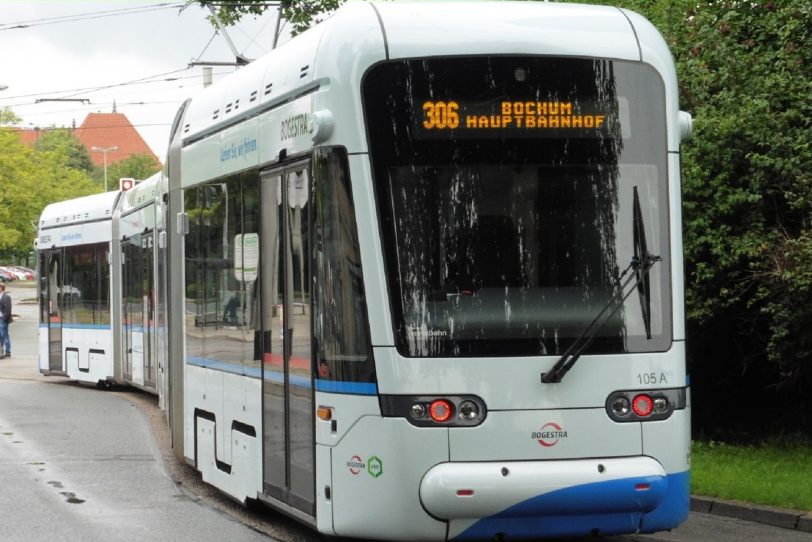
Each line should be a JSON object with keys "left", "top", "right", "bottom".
{"left": 91, "top": 145, "right": 118, "bottom": 191}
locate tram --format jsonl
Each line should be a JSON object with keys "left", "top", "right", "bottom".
{"left": 38, "top": 2, "right": 694, "bottom": 539}
{"left": 36, "top": 174, "right": 169, "bottom": 397}
{"left": 116, "top": 172, "right": 169, "bottom": 400}
{"left": 37, "top": 190, "right": 121, "bottom": 386}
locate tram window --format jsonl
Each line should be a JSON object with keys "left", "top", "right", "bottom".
{"left": 184, "top": 186, "right": 205, "bottom": 362}
{"left": 364, "top": 56, "right": 670, "bottom": 357}
{"left": 184, "top": 173, "right": 263, "bottom": 372}
{"left": 312, "top": 147, "right": 374, "bottom": 383}
{"left": 62, "top": 243, "right": 110, "bottom": 326}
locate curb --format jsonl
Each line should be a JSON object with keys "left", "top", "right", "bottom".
{"left": 692, "top": 496, "right": 812, "bottom": 533}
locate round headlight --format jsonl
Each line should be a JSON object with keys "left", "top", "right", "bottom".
{"left": 411, "top": 403, "right": 427, "bottom": 419}
{"left": 458, "top": 400, "right": 480, "bottom": 421}
{"left": 611, "top": 396, "right": 631, "bottom": 418}
{"left": 653, "top": 396, "right": 669, "bottom": 413}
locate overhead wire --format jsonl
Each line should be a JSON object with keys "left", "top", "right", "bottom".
{"left": 1, "top": 1, "right": 276, "bottom": 141}
{"left": 191, "top": 30, "right": 221, "bottom": 64}
{"left": 0, "top": 3, "right": 185, "bottom": 31}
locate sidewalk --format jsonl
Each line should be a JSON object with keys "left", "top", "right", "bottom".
{"left": 2, "top": 281, "right": 810, "bottom": 534}
{"left": 0, "top": 281, "right": 67, "bottom": 383}
{"left": 692, "top": 496, "right": 812, "bottom": 534}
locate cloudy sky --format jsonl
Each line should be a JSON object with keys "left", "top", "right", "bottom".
{"left": 0, "top": 1, "right": 284, "bottom": 160}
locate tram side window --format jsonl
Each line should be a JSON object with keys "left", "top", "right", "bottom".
{"left": 185, "top": 187, "right": 205, "bottom": 362}
{"left": 312, "top": 147, "right": 375, "bottom": 383}
{"left": 63, "top": 243, "right": 110, "bottom": 325}
{"left": 184, "top": 174, "right": 261, "bottom": 370}
{"left": 39, "top": 252, "right": 53, "bottom": 324}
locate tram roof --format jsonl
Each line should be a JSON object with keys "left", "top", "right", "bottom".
{"left": 179, "top": 1, "right": 668, "bottom": 144}
{"left": 38, "top": 190, "right": 121, "bottom": 231}
{"left": 119, "top": 172, "right": 165, "bottom": 215}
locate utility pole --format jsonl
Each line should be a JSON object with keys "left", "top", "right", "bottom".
{"left": 91, "top": 145, "right": 118, "bottom": 191}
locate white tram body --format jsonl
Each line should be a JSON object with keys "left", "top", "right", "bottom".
{"left": 36, "top": 191, "right": 121, "bottom": 385}
{"left": 36, "top": 2, "right": 693, "bottom": 540}
{"left": 165, "top": 2, "right": 692, "bottom": 540}
{"left": 116, "top": 172, "right": 169, "bottom": 397}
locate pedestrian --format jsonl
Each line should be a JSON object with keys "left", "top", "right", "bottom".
{"left": 0, "top": 283, "right": 11, "bottom": 358}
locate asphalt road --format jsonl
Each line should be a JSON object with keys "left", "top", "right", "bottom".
{"left": 1, "top": 281, "right": 811, "bottom": 542}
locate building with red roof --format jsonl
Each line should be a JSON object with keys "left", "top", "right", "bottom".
{"left": 9, "top": 111, "right": 160, "bottom": 167}
{"left": 74, "top": 112, "right": 160, "bottom": 167}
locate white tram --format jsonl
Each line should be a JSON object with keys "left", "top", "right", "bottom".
{"left": 37, "top": 173, "right": 170, "bottom": 399}
{"left": 37, "top": 191, "right": 121, "bottom": 386}
{"left": 38, "top": 2, "right": 694, "bottom": 539}
{"left": 116, "top": 172, "right": 170, "bottom": 400}
{"left": 163, "top": 2, "right": 693, "bottom": 539}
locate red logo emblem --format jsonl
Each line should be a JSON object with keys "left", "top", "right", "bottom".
{"left": 347, "top": 455, "right": 365, "bottom": 475}
{"left": 532, "top": 422, "right": 568, "bottom": 447}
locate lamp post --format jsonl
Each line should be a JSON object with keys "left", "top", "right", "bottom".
{"left": 91, "top": 145, "right": 118, "bottom": 191}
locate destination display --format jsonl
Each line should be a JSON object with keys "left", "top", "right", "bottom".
{"left": 417, "top": 99, "right": 614, "bottom": 138}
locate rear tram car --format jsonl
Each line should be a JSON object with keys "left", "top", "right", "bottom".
{"left": 39, "top": 2, "right": 693, "bottom": 540}
{"left": 116, "top": 172, "right": 170, "bottom": 401}
{"left": 37, "top": 191, "right": 120, "bottom": 386}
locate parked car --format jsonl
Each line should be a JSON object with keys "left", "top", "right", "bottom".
{"left": 0, "top": 268, "right": 17, "bottom": 281}
{"left": 9, "top": 266, "right": 34, "bottom": 280}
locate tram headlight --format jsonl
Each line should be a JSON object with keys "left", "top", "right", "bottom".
{"left": 653, "top": 396, "right": 669, "bottom": 414}
{"left": 380, "top": 395, "right": 487, "bottom": 427}
{"left": 458, "top": 400, "right": 480, "bottom": 421}
{"left": 611, "top": 396, "right": 631, "bottom": 418}
{"left": 411, "top": 403, "right": 427, "bottom": 419}
{"left": 605, "top": 388, "right": 687, "bottom": 423}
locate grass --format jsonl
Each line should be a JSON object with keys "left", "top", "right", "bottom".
{"left": 692, "top": 439, "right": 812, "bottom": 512}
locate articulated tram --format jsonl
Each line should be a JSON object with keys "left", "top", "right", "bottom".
{"left": 37, "top": 191, "right": 121, "bottom": 384}
{"left": 37, "top": 173, "right": 169, "bottom": 398}
{"left": 38, "top": 2, "right": 693, "bottom": 539}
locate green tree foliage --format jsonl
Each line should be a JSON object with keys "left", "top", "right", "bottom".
{"left": 0, "top": 107, "right": 21, "bottom": 126}
{"left": 201, "top": 0, "right": 343, "bottom": 35}
{"left": 0, "top": 130, "right": 35, "bottom": 253}
{"left": 568, "top": 0, "right": 812, "bottom": 433}
{"left": 35, "top": 129, "right": 95, "bottom": 175}
{"left": 0, "top": 128, "right": 98, "bottom": 260}
{"left": 95, "top": 154, "right": 162, "bottom": 189}
{"left": 672, "top": 1, "right": 811, "bottom": 433}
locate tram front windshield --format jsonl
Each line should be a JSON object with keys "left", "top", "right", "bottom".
{"left": 363, "top": 56, "right": 671, "bottom": 358}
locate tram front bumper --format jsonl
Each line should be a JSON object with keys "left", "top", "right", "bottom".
{"left": 420, "top": 456, "right": 670, "bottom": 538}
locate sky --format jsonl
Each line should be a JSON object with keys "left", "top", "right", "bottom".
{"left": 0, "top": 1, "right": 285, "bottom": 161}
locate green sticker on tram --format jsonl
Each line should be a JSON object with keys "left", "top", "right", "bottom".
{"left": 367, "top": 456, "right": 383, "bottom": 478}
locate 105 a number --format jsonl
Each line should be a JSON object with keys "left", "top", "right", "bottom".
{"left": 637, "top": 372, "right": 668, "bottom": 385}
{"left": 422, "top": 101, "right": 459, "bottom": 129}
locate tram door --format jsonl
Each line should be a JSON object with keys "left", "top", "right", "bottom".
{"left": 122, "top": 233, "right": 156, "bottom": 388}
{"left": 143, "top": 232, "right": 156, "bottom": 389}
{"left": 260, "top": 164, "right": 315, "bottom": 515}
{"left": 41, "top": 250, "right": 64, "bottom": 373}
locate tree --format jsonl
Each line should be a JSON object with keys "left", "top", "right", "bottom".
{"left": 0, "top": 128, "right": 98, "bottom": 261}
{"left": 563, "top": 0, "right": 812, "bottom": 435}
{"left": 0, "top": 107, "right": 20, "bottom": 126}
{"left": 201, "top": 0, "right": 343, "bottom": 36}
{"left": 670, "top": 1, "right": 812, "bottom": 434}
{"left": 103, "top": 154, "right": 162, "bottom": 186}
{"left": 34, "top": 129, "right": 95, "bottom": 175}
{"left": 0, "top": 130, "right": 36, "bottom": 254}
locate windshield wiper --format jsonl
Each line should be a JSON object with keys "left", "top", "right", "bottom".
{"left": 541, "top": 186, "right": 661, "bottom": 384}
